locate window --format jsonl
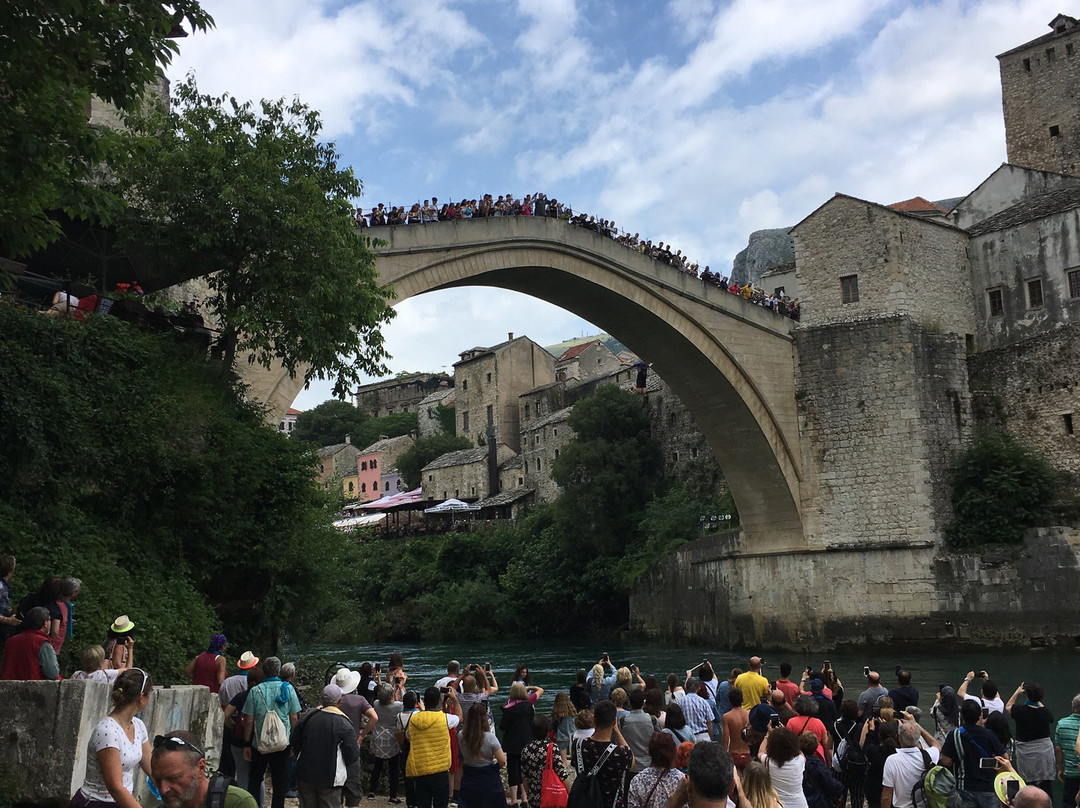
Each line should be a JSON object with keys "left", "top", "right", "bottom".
{"left": 486, "top": 404, "right": 493, "bottom": 424}
{"left": 385, "top": 481, "right": 390, "bottom": 491}
{"left": 279, "top": 421, "right": 285, "bottom": 431}
{"left": 691, "top": 447, "right": 698, "bottom": 459}
{"left": 1066, "top": 414, "right": 1075, "bottom": 435}
{"left": 428, "top": 474, "right": 433, "bottom": 481}
{"left": 486, "top": 372, "right": 492, "bottom": 383}
{"left": 524, "top": 403, "right": 531, "bottom": 420}
{"left": 1050, "top": 125, "right": 1061, "bottom": 137}
{"left": 1028, "top": 278, "right": 1044, "bottom": 308}
{"left": 1068, "top": 268, "right": 1080, "bottom": 298}
{"left": 361, "top": 460, "right": 367, "bottom": 471}
{"left": 841, "top": 274, "right": 859, "bottom": 304}
{"left": 372, "top": 458, "right": 377, "bottom": 469}
{"left": 1047, "top": 47, "right": 1057, "bottom": 62}
{"left": 554, "top": 448, "right": 560, "bottom": 458}
{"left": 537, "top": 458, "right": 542, "bottom": 471}
{"left": 462, "top": 379, "right": 467, "bottom": 390}
{"left": 1023, "top": 57, "right": 1032, "bottom": 71}
{"left": 518, "top": 476, "right": 524, "bottom": 486}
{"left": 553, "top": 427, "right": 558, "bottom": 437}
{"left": 1069, "top": 43, "right": 1075, "bottom": 57}
{"left": 463, "top": 412, "right": 470, "bottom": 432}
{"left": 348, "top": 482, "right": 355, "bottom": 493}
{"left": 988, "top": 288, "right": 1004, "bottom": 316}
{"left": 361, "top": 482, "right": 366, "bottom": 493}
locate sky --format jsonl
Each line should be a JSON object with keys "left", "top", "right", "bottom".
{"left": 167, "top": 0, "right": 1064, "bottom": 410}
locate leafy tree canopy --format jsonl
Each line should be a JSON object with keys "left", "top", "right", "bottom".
{"left": 113, "top": 76, "right": 395, "bottom": 396}
{"left": 294, "top": 399, "right": 417, "bottom": 449}
{"left": 0, "top": 1, "right": 213, "bottom": 256}
{"left": 397, "top": 434, "right": 474, "bottom": 489}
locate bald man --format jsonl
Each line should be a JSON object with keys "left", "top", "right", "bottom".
{"left": 734, "top": 658, "right": 769, "bottom": 708}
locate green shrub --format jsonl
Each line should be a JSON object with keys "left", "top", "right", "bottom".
{"left": 945, "top": 429, "right": 1057, "bottom": 548}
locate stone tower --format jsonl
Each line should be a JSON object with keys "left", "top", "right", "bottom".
{"left": 998, "top": 14, "right": 1080, "bottom": 177}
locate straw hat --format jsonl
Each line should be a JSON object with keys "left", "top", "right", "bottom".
{"left": 238, "top": 651, "right": 259, "bottom": 670}
{"left": 333, "top": 668, "right": 361, "bottom": 695}
{"left": 110, "top": 615, "right": 135, "bottom": 633}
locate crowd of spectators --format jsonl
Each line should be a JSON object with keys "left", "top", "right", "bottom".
{"left": 355, "top": 194, "right": 801, "bottom": 322}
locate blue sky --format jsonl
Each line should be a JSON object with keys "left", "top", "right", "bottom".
{"left": 168, "top": 0, "right": 1063, "bottom": 410}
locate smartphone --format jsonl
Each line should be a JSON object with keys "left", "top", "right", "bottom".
{"left": 981, "top": 708, "right": 990, "bottom": 720}
{"left": 979, "top": 757, "right": 998, "bottom": 769}
{"left": 863, "top": 666, "right": 871, "bottom": 677}
{"left": 485, "top": 662, "right": 492, "bottom": 672}
{"left": 823, "top": 660, "right": 831, "bottom": 670}
{"left": 1006, "top": 780, "right": 1020, "bottom": 802}
{"left": 770, "top": 715, "right": 781, "bottom": 728}
{"left": 439, "top": 686, "right": 450, "bottom": 695}
{"left": 394, "top": 676, "right": 403, "bottom": 685}
{"left": 374, "top": 662, "right": 381, "bottom": 672}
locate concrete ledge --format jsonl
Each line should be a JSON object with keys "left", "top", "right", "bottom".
{"left": 0, "top": 681, "right": 222, "bottom": 807}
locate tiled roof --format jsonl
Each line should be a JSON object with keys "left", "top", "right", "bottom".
{"left": 317, "top": 442, "right": 357, "bottom": 458}
{"left": 966, "top": 185, "right": 1080, "bottom": 237}
{"left": 421, "top": 446, "right": 489, "bottom": 471}
{"left": 888, "top": 196, "right": 948, "bottom": 214}
{"left": 475, "top": 487, "right": 535, "bottom": 509}
{"left": 499, "top": 455, "right": 523, "bottom": 470}
{"left": 557, "top": 341, "right": 599, "bottom": 362}
{"left": 359, "top": 434, "right": 413, "bottom": 455}
{"left": 286, "top": 407, "right": 303, "bottom": 415}
{"left": 524, "top": 406, "right": 573, "bottom": 432}
{"left": 418, "top": 388, "right": 455, "bottom": 407}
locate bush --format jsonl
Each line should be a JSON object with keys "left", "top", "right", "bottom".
{"left": 945, "top": 429, "right": 1057, "bottom": 548}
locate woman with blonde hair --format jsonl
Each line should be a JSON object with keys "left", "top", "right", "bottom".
{"left": 71, "top": 645, "right": 128, "bottom": 683}
{"left": 70, "top": 669, "right": 154, "bottom": 808}
{"left": 551, "top": 692, "right": 577, "bottom": 766}
{"left": 738, "top": 761, "right": 782, "bottom": 808}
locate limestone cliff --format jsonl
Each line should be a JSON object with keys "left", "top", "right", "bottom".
{"left": 730, "top": 227, "right": 794, "bottom": 286}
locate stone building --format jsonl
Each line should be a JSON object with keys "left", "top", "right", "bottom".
{"left": 999, "top": 14, "right": 1080, "bottom": 177}
{"left": 554, "top": 340, "right": 622, "bottom": 382}
{"left": 278, "top": 407, "right": 301, "bottom": 436}
{"left": 416, "top": 388, "right": 455, "bottom": 437}
{"left": 356, "top": 434, "right": 415, "bottom": 501}
{"left": 453, "top": 334, "right": 554, "bottom": 452}
{"left": 420, "top": 444, "right": 516, "bottom": 502}
{"left": 317, "top": 437, "right": 360, "bottom": 489}
{"left": 520, "top": 407, "right": 574, "bottom": 502}
{"left": 354, "top": 372, "right": 452, "bottom": 418}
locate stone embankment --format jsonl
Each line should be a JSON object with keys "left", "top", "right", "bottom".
{"left": 0, "top": 680, "right": 221, "bottom": 807}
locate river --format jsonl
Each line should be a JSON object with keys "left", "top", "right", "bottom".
{"left": 296, "top": 638, "right": 1080, "bottom": 724}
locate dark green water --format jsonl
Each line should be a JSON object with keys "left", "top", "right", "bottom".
{"left": 297, "top": 639, "right": 1080, "bottom": 724}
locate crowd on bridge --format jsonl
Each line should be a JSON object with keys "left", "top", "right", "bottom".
{"left": 355, "top": 195, "right": 800, "bottom": 322}
{"left": 0, "top": 567, "right": 1069, "bottom": 808}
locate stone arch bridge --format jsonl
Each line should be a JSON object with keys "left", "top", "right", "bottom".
{"left": 262, "top": 215, "right": 805, "bottom": 552}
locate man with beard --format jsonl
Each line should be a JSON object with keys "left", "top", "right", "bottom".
{"left": 152, "top": 730, "right": 257, "bottom": 808}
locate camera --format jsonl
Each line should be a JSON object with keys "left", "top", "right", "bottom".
{"left": 979, "top": 757, "right": 998, "bottom": 770}
{"left": 439, "top": 686, "right": 450, "bottom": 695}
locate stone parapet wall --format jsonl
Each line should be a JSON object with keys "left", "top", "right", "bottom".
{"left": 630, "top": 526, "right": 1080, "bottom": 649}
{"left": 0, "top": 681, "right": 222, "bottom": 807}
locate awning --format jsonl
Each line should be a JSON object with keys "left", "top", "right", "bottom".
{"left": 424, "top": 498, "right": 481, "bottom": 513}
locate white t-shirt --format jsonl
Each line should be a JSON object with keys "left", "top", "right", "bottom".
{"left": 883, "top": 746, "right": 940, "bottom": 808}
{"left": 80, "top": 716, "right": 148, "bottom": 801}
{"left": 767, "top": 755, "right": 808, "bottom": 808}
{"left": 963, "top": 693, "right": 1006, "bottom": 715}
{"left": 71, "top": 669, "right": 120, "bottom": 684}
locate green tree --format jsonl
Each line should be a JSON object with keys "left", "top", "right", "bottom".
{"left": 0, "top": 1, "right": 213, "bottom": 256}
{"left": 113, "top": 76, "right": 395, "bottom": 396}
{"left": 0, "top": 303, "right": 346, "bottom": 668}
{"left": 295, "top": 400, "right": 372, "bottom": 447}
{"left": 396, "top": 434, "right": 474, "bottom": 489}
{"left": 946, "top": 429, "right": 1057, "bottom": 548}
{"left": 552, "top": 385, "right": 662, "bottom": 555}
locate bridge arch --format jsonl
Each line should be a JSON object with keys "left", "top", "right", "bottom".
{"left": 269, "top": 215, "right": 806, "bottom": 550}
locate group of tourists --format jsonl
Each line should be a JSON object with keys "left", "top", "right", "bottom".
{"left": 353, "top": 194, "right": 800, "bottom": 322}
{"left": 1, "top": 597, "right": 1072, "bottom": 808}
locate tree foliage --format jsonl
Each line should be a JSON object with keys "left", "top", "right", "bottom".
{"left": 0, "top": 304, "right": 346, "bottom": 676}
{"left": 396, "top": 434, "right": 474, "bottom": 489}
{"left": 0, "top": 1, "right": 213, "bottom": 256}
{"left": 945, "top": 429, "right": 1057, "bottom": 548}
{"left": 113, "top": 76, "right": 395, "bottom": 396}
{"left": 294, "top": 399, "right": 418, "bottom": 449}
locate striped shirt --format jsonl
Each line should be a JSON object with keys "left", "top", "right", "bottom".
{"left": 1055, "top": 713, "right": 1080, "bottom": 777}
{"left": 680, "top": 692, "right": 714, "bottom": 735}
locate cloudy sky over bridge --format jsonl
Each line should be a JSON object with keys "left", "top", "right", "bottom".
{"left": 169, "top": 0, "right": 1060, "bottom": 409}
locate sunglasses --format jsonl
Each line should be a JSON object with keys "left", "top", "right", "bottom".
{"left": 153, "top": 735, "right": 205, "bottom": 758}
{"left": 120, "top": 667, "right": 150, "bottom": 695}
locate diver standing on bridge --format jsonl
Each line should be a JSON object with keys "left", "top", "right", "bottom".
{"left": 633, "top": 361, "right": 651, "bottom": 394}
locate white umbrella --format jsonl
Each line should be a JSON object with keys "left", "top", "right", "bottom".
{"left": 424, "top": 498, "right": 480, "bottom": 513}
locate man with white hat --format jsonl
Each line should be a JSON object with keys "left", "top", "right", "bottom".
{"left": 334, "top": 668, "right": 379, "bottom": 746}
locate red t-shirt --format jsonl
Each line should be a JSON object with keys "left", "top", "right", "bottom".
{"left": 775, "top": 679, "right": 800, "bottom": 706}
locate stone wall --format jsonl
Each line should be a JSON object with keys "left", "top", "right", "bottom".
{"left": 0, "top": 681, "right": 221, "bottom": 807}
{"left": 630, "top": 526, "right": 1080, "bottom": 649}
{"left": 969, "top": 210, "right": 1080, "bottom": 350}
{"left": 1000, "top": 21, "right": 1080, "bottom": 177}
{"left": 793, "top": 195, "right": 975, "bottom": 340}
{"left": 794, "top": 315, "right": 971, "bottom": 548}
{"left": 968, "top": 322, "right": 1080, "bottom": 475}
